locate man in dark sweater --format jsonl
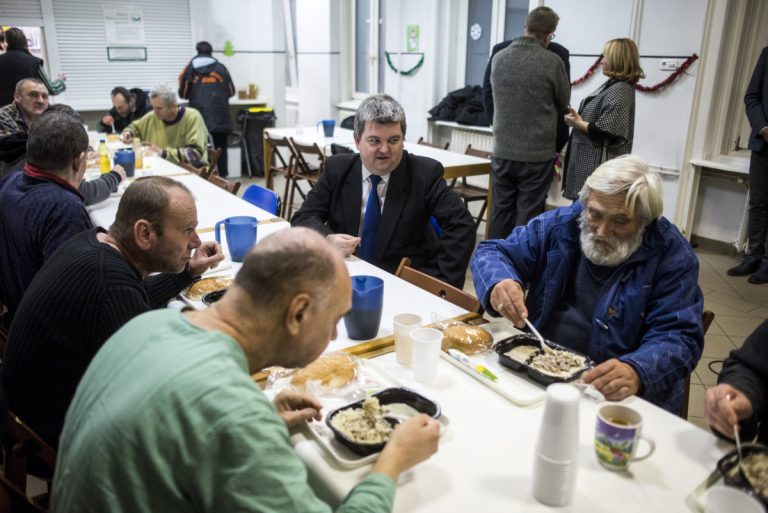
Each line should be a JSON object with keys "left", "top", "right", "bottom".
{"left": 0, "top": 110, "right": 92, "bottom": 317}
{"left": 488, "top": 6, "right": 570, "bottom": 239}
{"left": 705, "top": 320, "right": 768, "bottom": 444}
{"left": 2, "top": 176, "right": 224, "bottom": 447}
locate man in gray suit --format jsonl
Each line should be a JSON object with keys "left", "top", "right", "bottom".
{"left": 488, "top": 6, "right": 570, "bottom": 239}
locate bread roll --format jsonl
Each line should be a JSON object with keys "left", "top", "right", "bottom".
{"left": 441, "top": 325, "right": 493, "bottom": 355}
{"left": 291, "top": 353, "right": 357, "bottom": 390}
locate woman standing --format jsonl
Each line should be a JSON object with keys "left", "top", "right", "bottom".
{"left": 562, "top": 38, "right": 643, "bottom": 199}
{"left": 0, "top": 27, "right": 66, "bottom": 107}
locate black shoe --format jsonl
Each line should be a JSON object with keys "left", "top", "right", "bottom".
{"left": 727, "top": 259, "right": 761, "bottom": 276}
{"left": 748, "top": 263, "right": 768, "bottom": 284}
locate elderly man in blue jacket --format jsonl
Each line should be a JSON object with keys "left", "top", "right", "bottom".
{"left": 472, "top": 155, "right": 704, "bottom": 413}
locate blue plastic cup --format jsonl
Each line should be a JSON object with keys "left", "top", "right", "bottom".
{"left": 113, "top": 148, "right": 136, "bottom": 177}
{"left": 343, "top": 275, "right": 384, "bottom": 340}
{"left": 317, "top": 119, "right": 336, "bottom": 137}
{"left": 215, "top": 216, "right": 258, "bottom": 262}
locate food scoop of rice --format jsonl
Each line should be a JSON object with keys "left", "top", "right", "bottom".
{"left": 330, "top": 397, "right": 394, "bottom": 444}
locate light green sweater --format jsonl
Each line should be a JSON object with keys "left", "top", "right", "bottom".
{"left": 127, "top": 107, "right": 209, "bottom": 166}
{"left": 52, "top": 309, "right": 396, "bottom": 513}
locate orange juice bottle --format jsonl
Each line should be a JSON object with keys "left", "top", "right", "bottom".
{"left": 99, "top": 140, "right": 111, "bottom": 174}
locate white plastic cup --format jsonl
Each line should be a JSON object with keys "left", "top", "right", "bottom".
{"left": 410, "top": 328, "right": 442, "bottom": 384}
{"left": 532, "top": 453, "right": 578, "bottom": 507}
{"left": 393, "top": 313, "right": 422, "bottom": 367}
{"left": 706, "top": 486, "right": 764, "bottom": 513}
{"left": 536, "top": 383, "right": 581, "bottom": 462}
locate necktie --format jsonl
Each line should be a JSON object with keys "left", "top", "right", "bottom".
{"left": 359, "top": 175, "right": 382, "bottom": 263}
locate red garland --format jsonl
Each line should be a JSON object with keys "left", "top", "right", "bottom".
{"left": 571, "top": 53, "right": 699, "bottom": 93}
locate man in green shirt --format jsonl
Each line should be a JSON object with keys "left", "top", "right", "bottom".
{"left": 121, "top": 83, "right": 210, "bottom": 167}
{"left": 52, "top": 227, "right": 440, "bottom": 513}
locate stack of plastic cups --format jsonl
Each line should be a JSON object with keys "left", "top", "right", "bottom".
{"left": 531, "top": 383, "right": 580, "bottom": 507}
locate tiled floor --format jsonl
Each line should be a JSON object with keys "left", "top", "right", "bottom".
{"left": 234, "top": 174, "right": 768, "bottom": 433}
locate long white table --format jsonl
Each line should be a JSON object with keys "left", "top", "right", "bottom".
{"left": 264, "top": 127, "right": 492, "bottom": 179}
{"left": 86, "top": 157, "right": 731, "bottom": 512}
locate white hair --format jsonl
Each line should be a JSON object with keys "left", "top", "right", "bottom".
{"left": 149, "top": 83, "right": 178, "bottom": 106}
{"left": 578, "top": 155, "right": 663, "bottom": 225}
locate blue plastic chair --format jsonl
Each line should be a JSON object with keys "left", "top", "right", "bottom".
{"left": 242, "top": 184, "right": 281, "bottom": 216}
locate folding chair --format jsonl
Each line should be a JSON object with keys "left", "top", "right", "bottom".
{"left": 285, "top": 138, "right": 326, "bottom": 218}
{"left": 449, "top": 144, "right": 491, "bottom": 230}
{"left": 417, "top": 136, "right": 450, "bottom": 150}
{"left": 395, "top": 257, "right": 482, "bottom": 314}
{"left": 208, "top": 174, "right": 241, "bottom": 195}
{"left": 2, "top": 412, "right": 56, "bottom": 509}
{"left": 679, "top": 310, "right": 716, "bottom": 419}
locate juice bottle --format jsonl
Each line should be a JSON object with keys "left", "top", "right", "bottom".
{"left": 133, "top": 138, "right": 143, "bottom": 169}
{"left": 99, "top": 140, "right": 111, "bottom": 174}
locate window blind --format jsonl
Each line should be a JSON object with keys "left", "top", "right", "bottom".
{"left": 0, "top": 0, "right": 43, "bottom": 25}
{"left": 50, "top": 0, "right": 193, "bottom": 110}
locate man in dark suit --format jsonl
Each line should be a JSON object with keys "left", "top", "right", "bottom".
{"left": 728, "top": 47, "right": 768, "bottom": 284}
{"left": 291, "top": 94, "right": 475, "bottom": 288}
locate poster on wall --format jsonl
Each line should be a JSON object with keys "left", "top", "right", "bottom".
{"left": 103, "top": 6, "right": 146, "bottom": 46}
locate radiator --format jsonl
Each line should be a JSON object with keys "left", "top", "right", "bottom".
{"left": 449, "top": 128, "right": 493, "bottom": 189}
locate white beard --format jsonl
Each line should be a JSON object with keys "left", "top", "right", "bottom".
{"left": 579, "top": 213, "right": 645, "bottom": 267}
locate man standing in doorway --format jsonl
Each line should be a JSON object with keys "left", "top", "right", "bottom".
{"left": 729, "top": 47, "right": 768, "bottom": 284}
{"left": 488, "top": 6, "right": 569, "bottom": 239}
{"left": 179, "top": 41, "right": 235, "bottom": 177}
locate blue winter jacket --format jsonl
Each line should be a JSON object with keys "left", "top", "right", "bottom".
{"left": 472, "top": 202, "right": 704, "bottom": 413}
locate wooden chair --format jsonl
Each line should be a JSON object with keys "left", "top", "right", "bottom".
{"left": 179, "top": 148, "right": 221, "bottom": 180}
{"left": 679, "top": 310, "right": 716, "bottom": 419}
{"left": 208, "top": 174, "right": 241, "bottom": 195}
{"left": 285, "top": 138, "right": 326, "bottom": 218}
{"left": 207, "top": 147, "right": 223, "bottom": 176}
{"left": 417, "top": 136, "right": 450, "bottom": 150}
{"left": 264, "top": 134, "right": 294, "bottom": 195}
{"left": 0, "top": 474, "right": 46, "bottom": 513}
{"left": 395, "top": 257, "right": 482, "bottom": 314}
{"left": 449, "top": 144, "right": 491, "bottom": 231}
{"left": 2, "top": 412, "right": 56, "bottom": 508}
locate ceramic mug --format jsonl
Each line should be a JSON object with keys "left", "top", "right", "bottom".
{"left": 215, "top": 216, "right": 258, "bottom": 262}
{"left": 594, "top": 404, "right": 655, "bottom": 471}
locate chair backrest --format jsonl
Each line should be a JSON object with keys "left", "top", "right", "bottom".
{"left": 340, "top": 115, "right": 355, "bottom": 130}
{"left": 2, "top": 412, "right": 56, "bottom": 493}
{"left": 464, "top": 144, "right": 492, "bottom": 159}
{"left": 331, "top": 143, "right": 355, "bottom": 156}
{"left": 242, "top": 184, "right": 280, "bottom": 215}
{"left": 208, "top": 174, "right": 241, "bottom": 195}
{"left": 417, "top": 136, "right": 450, "bottom": 150}
{"left": 679, "top": 310, "right": 716, "bottom": 419}
{"left": 288, "top": 138, "right": 326, "bottom": 176}
{"left": 395, "top": 257, "right": 482, "bottom": 314}
{"left": 265, "top": 134, "right": 292, "bottom": 169}
{"left": 207, "top": 147, "right": 223, "bottom": 176}
{"left": 0, "top": 474, "right": 46, "bottom": 513}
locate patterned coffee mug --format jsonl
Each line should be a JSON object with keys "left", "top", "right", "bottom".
{"left": 594, "top": 404, "right": 655, "bottom": 471}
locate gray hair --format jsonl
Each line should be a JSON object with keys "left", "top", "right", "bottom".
{"left": 578, "top": 155, "right": 663, "bottom": 225}
{"left": 235, "top": 227, "right": 340, "bottom": 312}
{"left": 353, "top": 94, "right": 407, "bottom": 141}
{"left": 15, "top": 77, "right": 45, "bottom": 95}
{"left": 27, "top": 111, "right": 88, "bottom": 171}
{"left": 149, "top": 83, "right": 177, "bottom": 106}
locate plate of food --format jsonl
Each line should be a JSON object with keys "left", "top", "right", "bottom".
{"left": 266, "top": 355, "right": 449, "bottom": 468}
{"left": 494, "top": 334, "right": 593, "bottom": 385}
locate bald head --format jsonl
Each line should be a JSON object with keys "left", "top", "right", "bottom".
{"left": 234, "top": 228, "right": 346, "bottom": 312}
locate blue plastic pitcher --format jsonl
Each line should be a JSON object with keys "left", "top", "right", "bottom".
{"left": 317, "top": 119, "right": 336, "bottom": 137}
{"left": 215, "top": 216, "right": 258, "bottom": 262}
{"left": 113, "top": 148, "right": 136, "bottom": 177}
{"left": 343, "top": 275, "right": 384, "bottom": 340}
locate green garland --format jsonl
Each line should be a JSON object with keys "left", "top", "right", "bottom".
{"left": 384, "top": 52, "right": 424, "bottom": 76}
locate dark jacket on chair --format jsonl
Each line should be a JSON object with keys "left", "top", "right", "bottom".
{"left": 291, "top": 151, "right": 475, "bottom": 288}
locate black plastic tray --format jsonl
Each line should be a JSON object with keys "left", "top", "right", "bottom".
{"left": 494, "top": 334, "right": 593, "bottom": 385}
{"left": 325, "top": 387, "right": 440, "bottom": 456}
{"left": 717, "top": 442, "right": 768, "bottom": 506}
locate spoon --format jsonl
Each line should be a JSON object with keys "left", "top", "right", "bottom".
{"left": 524, "top": 318, "right": 553, "bottom": 353}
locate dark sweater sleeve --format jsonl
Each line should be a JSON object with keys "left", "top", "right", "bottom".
{"left": 719, "top": 320, "right": 768, "bottom": 440}
{"left": 143, "top": 270, "right": 195, "bottom": 308}
{"left": 80, "top": 171, "right": 121, "bottom": 206}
